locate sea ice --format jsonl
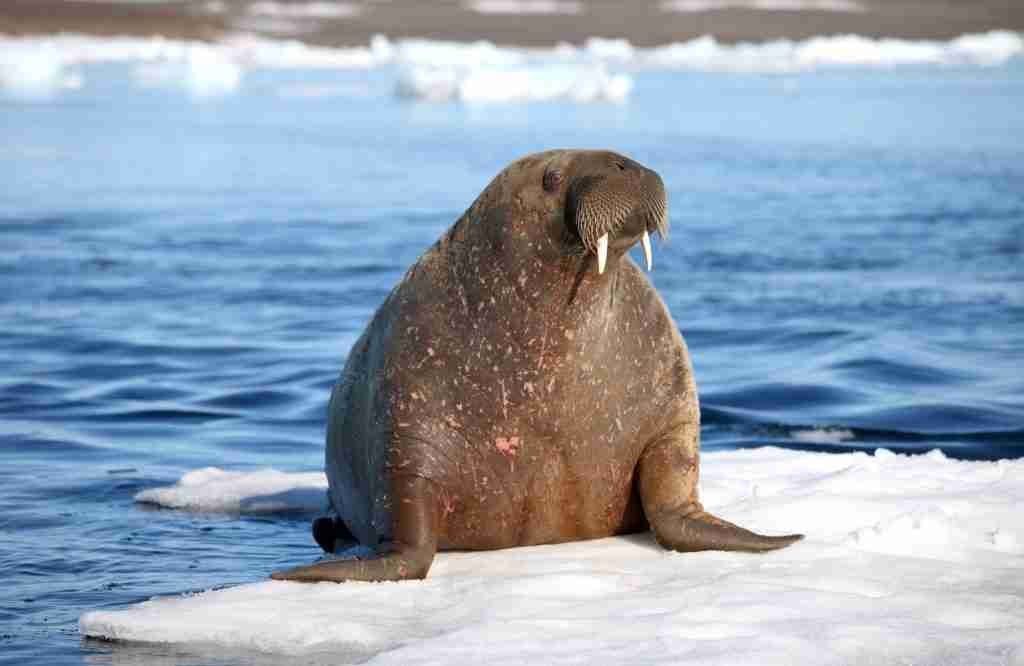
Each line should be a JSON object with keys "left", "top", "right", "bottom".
{"left": 84, "top": 447, "right": 1024, "bottom": 663}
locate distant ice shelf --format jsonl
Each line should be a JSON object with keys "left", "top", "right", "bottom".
{"left": 1, "top": 30, "right": 1021, "bottom": 101}
{"left": 84, "top": 447, "right": 1024, "bottom": 664}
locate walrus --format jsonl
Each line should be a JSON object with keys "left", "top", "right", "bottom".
{"left": 272, "top": 149, "right": 802, "bottom": 583}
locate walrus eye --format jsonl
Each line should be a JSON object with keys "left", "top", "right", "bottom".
{"left": 543, "top": 169, "right": 562, "bottom": 193}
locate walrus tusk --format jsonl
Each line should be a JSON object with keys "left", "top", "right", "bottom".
{"left": 597, "top": 233, "right": 608, "bottom": 274}
{"left": 641, "top": 230, "right": 652, "bottom": 271}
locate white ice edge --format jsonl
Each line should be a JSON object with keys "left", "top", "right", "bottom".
{"left": 88, "top": 447, "right": 1024, "bottom": 663}
{"left": 1, "top": 30, "right": 1022, "bottom": 101}
{"left": 134, "top": 467, "right": 327, "bottom": 513}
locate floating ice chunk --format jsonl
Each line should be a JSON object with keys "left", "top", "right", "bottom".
{"left": 791, "top": 428, "right": 855, "bottom": 444}
{"left": 397, "top": 64, "right": 631, "bottom": 104}
{"left": 466, "top": 0, "right": 583, "bottom": 14}
{"left": 134, "top": 467, "right": 327, "bottom": 513}
{"left": 0, "top": 39, "right": 83, "bottom": 99}
{"left": 134, "top": 44, "right": 243, "bottom": 96}
{"left": 85, "top": 449, "right": 1024, "bottom": 663}
{"left": 388, "top": 38, "right": 627, "bottom": 104}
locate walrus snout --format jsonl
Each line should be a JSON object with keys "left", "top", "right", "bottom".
{"left": 569, "top": 157, "right": 668, "bottom": 275}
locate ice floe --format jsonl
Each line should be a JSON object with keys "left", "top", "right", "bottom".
{"left": 84, "top": 447, "right": 1024, "bottom": 663}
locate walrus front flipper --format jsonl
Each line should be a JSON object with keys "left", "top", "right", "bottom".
{"left": 271, "top": 476, "right": 439, "bottom": 582}
{"left": 638, "top": 422, "right": 803, "bottom": 554}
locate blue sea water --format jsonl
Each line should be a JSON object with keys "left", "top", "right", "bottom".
{"left": 1, "top": 61, "right": 1023, "bottom": 664}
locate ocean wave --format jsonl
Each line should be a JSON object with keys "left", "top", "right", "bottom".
{"left": 0, "top": 30, "right": 1020, "bottom": 101}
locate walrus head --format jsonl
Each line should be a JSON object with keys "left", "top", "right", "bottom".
{"left": 542, "top": 150, "right": 668, "bottom": 275}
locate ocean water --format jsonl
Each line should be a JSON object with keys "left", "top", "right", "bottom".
{"left": 2, "top": 49, "right": 1023, "bottom": 664}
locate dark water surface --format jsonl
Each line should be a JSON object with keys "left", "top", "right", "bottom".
{"left": 2, "top": 63, "right": 1023, "bottom": 663}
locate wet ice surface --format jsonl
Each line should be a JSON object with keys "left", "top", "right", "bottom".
{"left": 2, "top": 28, "right": 1023, "bottom": 666}
{"left": 81, "top": 448, "right": 1024, "bottom": 663}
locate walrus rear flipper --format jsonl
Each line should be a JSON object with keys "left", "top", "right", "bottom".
{"left": 270, "top": 548, "right": 434, "bottom": 583}
{"left": 655, "top": 510, "right": 803, "bottom": 553}
{"left": 272, "top": 475, "right": 439, "bottom": 583}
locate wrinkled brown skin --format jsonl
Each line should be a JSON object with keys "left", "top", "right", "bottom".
{"left": 272, "top": 150, "right": 802, "bottom": 583}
